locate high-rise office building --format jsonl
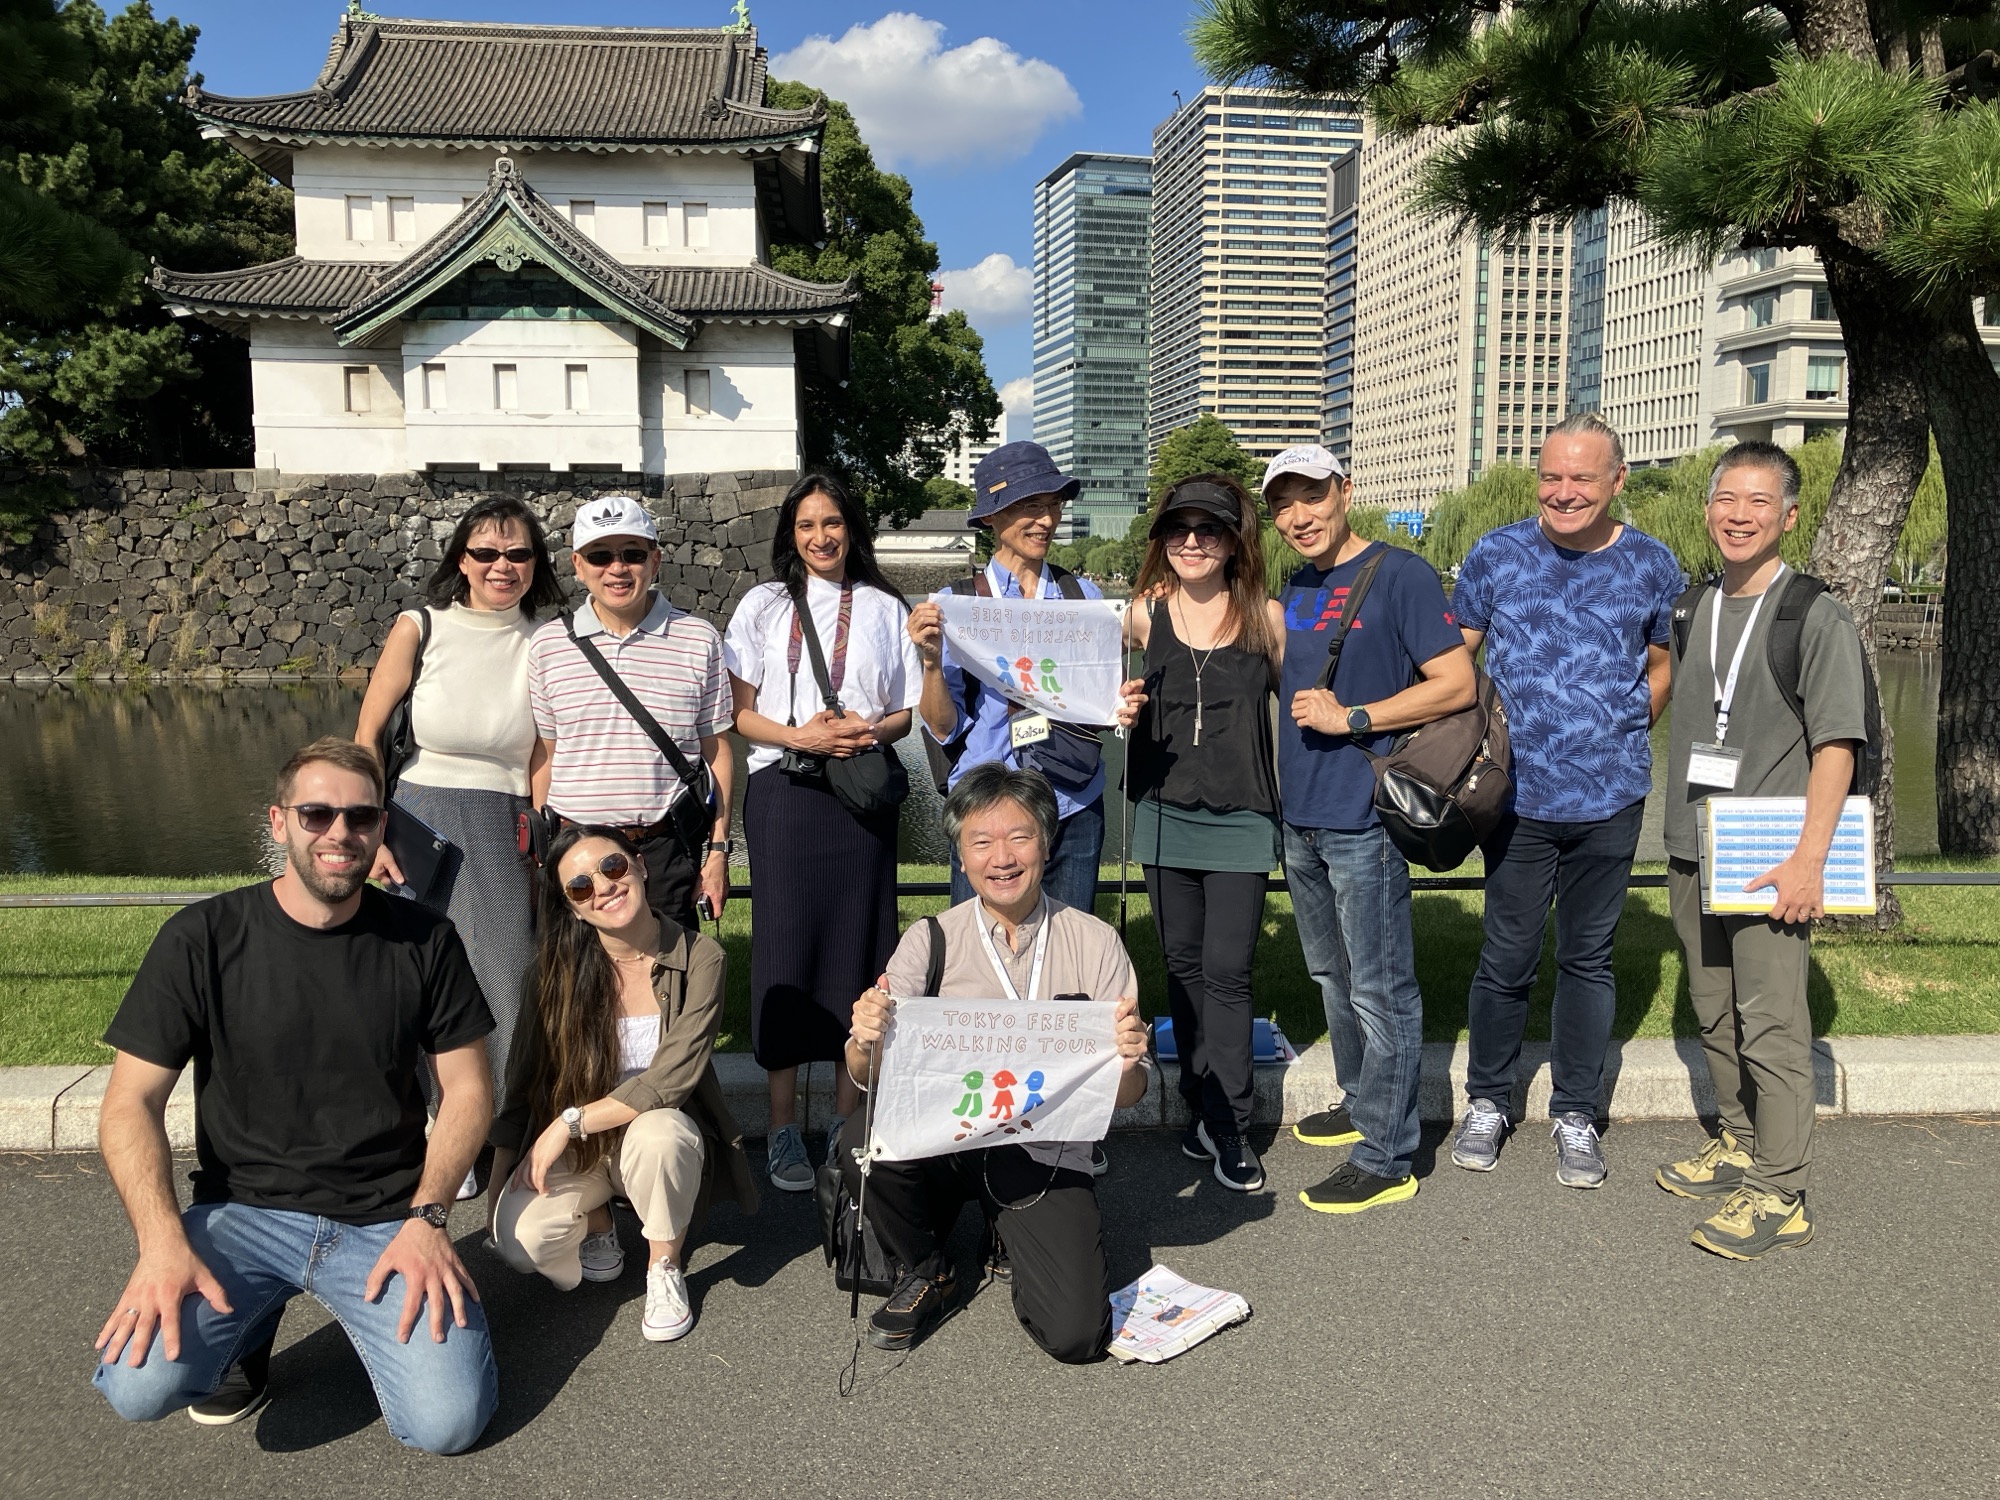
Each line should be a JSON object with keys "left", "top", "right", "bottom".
{"left": 1033, "top": 151, "right": 1152, "bottom": 542}
{"left": 1320, "top": 148, "right": 1360, "bottom": 462}
{"left": 1150, "top": 86, "right": 1365, "bottom": 462}
{"left": 1350, "top": 127, "right": 1572, "bottom": 508}
{"left": 1566, "top": 206, "right": 1608, "bottom": 415}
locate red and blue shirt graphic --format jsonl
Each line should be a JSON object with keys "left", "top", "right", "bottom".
{"left": 1278, "top": 542, "right": 1463, "bottom": 831}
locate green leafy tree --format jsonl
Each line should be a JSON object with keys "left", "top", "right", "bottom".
{"left": 1420, "top": 464, "right": 1539, "bottom": 574}
{"left": 766, "top": 81, "right": 1000, "bottom": 527}
{"left": 1147, "top": 413, "right": 1263, "bottom": 502}
{"left": 1193, "top": 0, "right": 2000, "bottom": 869}
{"left": 921, "top": 474, "right": 975, "bottom": 510}
{"left": 2, "top": 1, "right": 292, "bottom": 465}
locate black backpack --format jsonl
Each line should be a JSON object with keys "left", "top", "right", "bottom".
{"left": 1670, "top": 572, "right": 1883, "bottom": 797}
{"left": 816, "top": 917, "right": 950, "bottom": 1297}
{"left": 919, "top": 563, "right": 1098, "bottom": 796}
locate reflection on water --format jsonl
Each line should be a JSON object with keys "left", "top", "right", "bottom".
{"left": 0, "top": 653, "right": 1934, "bottom": 876}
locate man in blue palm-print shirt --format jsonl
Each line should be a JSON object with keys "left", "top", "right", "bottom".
{"left": 1447, "top": 414, "right": 1685, "bottom": 1189}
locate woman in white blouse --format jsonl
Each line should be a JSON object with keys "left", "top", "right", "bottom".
{"left": 722, "top": 474, "right": 920, "bottom": 1193}
{"left": 356, "top": 497, "right": 563, "bottom": 1100}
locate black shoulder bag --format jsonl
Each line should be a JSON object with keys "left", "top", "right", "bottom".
{"left": 378, "top": 607, "right": 433, "bottom": 796}
{"left": 791, "top": 587, "right": 910, "bottom": 819}
{"left": 562, "top": 616, "right": 714, "bottom": 867}
{"left": 378, "top": 609, "right": 453, "bottom": 902}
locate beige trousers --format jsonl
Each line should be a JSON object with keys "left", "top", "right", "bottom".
{"left": 494, "top": 1108, "right": 705, "bottom": 1290}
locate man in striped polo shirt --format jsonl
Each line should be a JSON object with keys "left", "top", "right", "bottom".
{"left": 529, "top": 495, "right": 734, "bottom": 926}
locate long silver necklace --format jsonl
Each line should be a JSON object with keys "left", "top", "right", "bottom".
{"left": 1172, "top": 592, "right": 1223, "bottom": 747}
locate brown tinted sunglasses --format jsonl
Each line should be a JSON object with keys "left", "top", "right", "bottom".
{"left": 563, "top": 851, "right": 632, "bottom": 903}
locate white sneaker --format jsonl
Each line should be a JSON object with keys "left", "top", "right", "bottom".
{"left": 578, "top": 1228, "right": 625, "bottom": 1283}
{"left": 642, "top": 1260, "right": 694, "bottom": 1342}
{"left": 455, "top": 1166, "right": 480, "bottom": 1202}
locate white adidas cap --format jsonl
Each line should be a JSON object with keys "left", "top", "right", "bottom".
{"left": 1261, "top": 444, "right": 1349, "bottom": 496}
{"left": 571, "top": 494, "right": 658, "bottom": 551}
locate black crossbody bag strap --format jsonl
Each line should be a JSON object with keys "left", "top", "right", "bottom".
{"left": 563, "top": 616, "right": 708, "bottom": 795}
{"left": 793, "top": 587, "right": 847, "bottom": 716}
{"left": 1316, "top": 549, "right": 1387, "bottom": 692}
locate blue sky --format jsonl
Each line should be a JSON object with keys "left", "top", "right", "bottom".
{"left": 167, "top": 2, "right": 1216, "bottom": 433}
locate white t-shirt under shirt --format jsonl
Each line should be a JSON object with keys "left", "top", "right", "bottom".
{"left": 398, "top": 603, "right": 541, "bottom": 797}
{"left": 617, "top": 1012, "right": 661, "bottom": 1081}
{"left": 722, "top": 577, "right": 922, "bottom": 775}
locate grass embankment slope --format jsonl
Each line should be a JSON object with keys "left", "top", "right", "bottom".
{"left": 4, "top": 862, "right": 1996, "bottom": 1067}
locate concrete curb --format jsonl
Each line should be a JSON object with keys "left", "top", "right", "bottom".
{"left": 6, "top": 1038, "right": 1997, "bottom": 1151}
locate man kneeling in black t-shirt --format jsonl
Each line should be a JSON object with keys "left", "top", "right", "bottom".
{"left": 90, "top": 737, "right": 500, "bottom": 1454}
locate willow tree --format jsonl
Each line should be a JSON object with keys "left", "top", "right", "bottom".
{"left": 1195, "top": 0, "right": 2000, "bottom": 865}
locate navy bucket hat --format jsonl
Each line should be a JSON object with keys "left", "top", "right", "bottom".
{"left": 968, "top": 441, "right": 1082, "bottom": 525}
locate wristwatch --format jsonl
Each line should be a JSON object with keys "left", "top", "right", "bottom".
{"left": 408, "top": 1202, "right": 450, "bottom": 1231}
{"left": 1346, "top": 705, "right": 1373, "bottom": 737}
{"left": 705, "top": 840, "right": 733, "bottom": 860}
{"left": 562, "top": 1105, "right": 587, "bottom": 1141}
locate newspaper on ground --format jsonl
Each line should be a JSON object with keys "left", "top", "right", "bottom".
{"left": 1108, "top": 1263, "right": 1251, "bottom": 1364}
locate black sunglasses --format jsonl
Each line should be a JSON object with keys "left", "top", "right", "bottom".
{"left": 563, "top": 851, "right": 632, "bottom": 903}
{"left": 465, "top": 546, "right": 536, "bottom": 564}
{"left": 1164, "top": 521, "right": 1228, "bottom": 543}
{"left": 283, "top": 803, "right": 385, "bottom": 835}
{"left": 579, "top": 547, "right": 654, "bottom": 568}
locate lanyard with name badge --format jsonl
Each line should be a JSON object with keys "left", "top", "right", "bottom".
{"left": 978, "top": 896, "right": 1050, "bottom": 1005}
{"left": 990, "top": 561, "right": 1056, "bottom": 751}
{"left": 1688, "top": 565, "right": 1784, "bottom": 790}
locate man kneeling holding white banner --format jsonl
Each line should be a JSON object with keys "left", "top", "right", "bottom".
{"left": 836, "top": 764, "right": 1151, "bottom": 1361}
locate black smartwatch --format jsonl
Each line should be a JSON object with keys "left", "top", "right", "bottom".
{"left": 408, "top": 1202, "right": 450, "bottom": 1230}
{"left": 1346, "top": 705, "right": 1373, "bottom": 737}
{"left": 705, "top": 840, "right": 732, "bottom": 859}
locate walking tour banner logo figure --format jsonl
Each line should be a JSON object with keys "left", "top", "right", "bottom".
{"left": 934, "top": 596, "right": 1127, "bottom": 726}
{"left": 868, "top": 998, "right": 1123, "bottom": 1162}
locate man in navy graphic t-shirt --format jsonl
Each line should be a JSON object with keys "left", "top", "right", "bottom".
{"left": 1447, "top": 413, "right": 1685, "bottom": 1188}
{"left": 1266, "top": 445, "right": 1475, "bottom": 1216}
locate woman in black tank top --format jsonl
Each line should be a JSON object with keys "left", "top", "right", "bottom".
{"left": 1123, "top": 473, "right": 1286, "bottom": 1193}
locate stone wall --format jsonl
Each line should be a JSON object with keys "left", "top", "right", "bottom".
{"left": 0, "top": 467, "right": 794, "bottom": 682}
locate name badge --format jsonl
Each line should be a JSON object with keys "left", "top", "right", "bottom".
{"left": 1688, "top": 742, "right": 1743, "bottom": 790}
{"left": 1009, "top": 711, "right": 1051, "bottom": 748}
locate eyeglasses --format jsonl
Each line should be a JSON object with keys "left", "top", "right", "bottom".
{"left": 283, "top": 804, "right": 385, "bottom": 835}
{"left": 1164, "top": 521, "right": 1228, "bottom": 545}
{"left": 465, "top": 546, "right": 536, "bottom": 564}
{"left": 563, "top": 851, "right": 632, "bottom": 903}
{"left": 579, "top": 547, "right": 654, "bottom": 568}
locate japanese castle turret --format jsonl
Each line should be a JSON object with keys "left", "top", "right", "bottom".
{"left": 152, "top": 13, "right": 852, "bottom": 476}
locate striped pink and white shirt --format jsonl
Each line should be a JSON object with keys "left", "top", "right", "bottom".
{"left": 529, "top": 594, "right": 732, "bottom": 825}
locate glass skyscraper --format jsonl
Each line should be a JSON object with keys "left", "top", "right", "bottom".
{"left": 1032, "top": 151, "right": 1153, "bottom": 539}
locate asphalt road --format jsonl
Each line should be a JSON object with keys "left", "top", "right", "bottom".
{"left": 4, "top": 1117, "right": 1997, "bottom": 1500}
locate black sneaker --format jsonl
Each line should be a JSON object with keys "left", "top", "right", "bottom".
{"left": 1299, "top": 1161, "right": 1418, "bottom": 1214}
{"left": 1180, "top": 1117, "right": 1213, "bottom": 1161}
{"left": 977, "top": 1222, "right": 1012, "bottom": 1284}
{"left": 188, "top": 1340, "right": 272, "bottom": 1427}
{"left": 1199, "top": 1121, "right": 1266, "bottom": 1192}
{"left": 1292, "top": 1105, "right": 1363, "bottom": 1147}
{"left": 867, "top": 1269, "right": 955, "bottom": 1351}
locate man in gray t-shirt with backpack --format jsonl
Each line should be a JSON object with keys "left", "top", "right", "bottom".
{"left": 1657, "top": 441, "right": 1869, "bottom": 1260}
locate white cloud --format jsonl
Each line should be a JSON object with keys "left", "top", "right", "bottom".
{"left": 999, "top": 376, "right": 1034, "bottom": 441}
{"left": 771, "top": 13, "right": 1080, "bottom": 170}
{"left": 938, "top": 253, "right": 1033, "bottom": 325}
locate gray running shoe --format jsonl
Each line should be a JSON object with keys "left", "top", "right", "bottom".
{"left": 1551, "top": 1111, "right": 1607, "bottom": 1189}
{"left": 767, "top": 1123, "right": 813, "bottom": 1193}
{"left": 1450, "top": 1098, "right": 1510, "bottom": 1171}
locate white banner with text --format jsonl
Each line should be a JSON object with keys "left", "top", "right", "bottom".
{"left": 935, "top": 594, "right": 1126, "bottom": 726}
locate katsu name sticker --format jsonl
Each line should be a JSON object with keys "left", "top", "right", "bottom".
{"left": 868, "top": 997, "right": 1121, "bottom": 1162}
{"left": 935, "top": 595, "right": 1126, "bottom": 726}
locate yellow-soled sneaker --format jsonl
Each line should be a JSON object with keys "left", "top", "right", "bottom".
{"left": 1299, "top": 1161, "right": 1418, "bottom": 1214}
{"left": 1656, "top": 1129, "right": 1754, "bottom": 1199}
{"left": 1292, "top": 1105, "right": 1363, "bottom": 1147}
{"left": 1691, "top": 1186, "right": 1813, "bottom": 1260}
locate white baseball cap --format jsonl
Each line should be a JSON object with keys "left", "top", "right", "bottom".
{"left": 1261, "top": 444, "right": 1349, "bottom": 496}
{"left": 572, "top": 494, "right": 658, "bottom": 551}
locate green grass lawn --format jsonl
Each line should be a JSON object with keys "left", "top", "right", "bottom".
{"left": 4, "top": 860, "right": 1997, "bottom": 1066}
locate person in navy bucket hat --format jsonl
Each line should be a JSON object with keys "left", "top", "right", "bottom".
{"left": 905, "top": 440, "right": 1145, "bottom": 1176}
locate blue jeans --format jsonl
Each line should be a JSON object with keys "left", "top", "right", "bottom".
{"left": 1464, "top": 800, "right": 1644, "bottom": 1118}
{"left": 1282, "top": 822, "right": 1424, "bottom": 1179}
{"left": 92, "top": 1201, "right": 498, "bottom": 1454}
{"left": 951, "top": 795, "right": 1106, "bottom": 916}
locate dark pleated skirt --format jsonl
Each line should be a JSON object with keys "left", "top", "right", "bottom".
{"left": 743, "top": 762, "right": 900, "bottom": 1070}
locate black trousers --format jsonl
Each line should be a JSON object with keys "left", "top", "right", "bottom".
{"left": 633, "top": 832, "right": 700, "bottom": 929}
{"left": 835, "top": 1113, "right": 1110, "bottom": 1364}
{"left": 1145, "top": 865, "right": 1270, "bottom": 1133}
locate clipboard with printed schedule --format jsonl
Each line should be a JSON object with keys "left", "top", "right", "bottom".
{"left": 1699, "top": 796, "right": 1877, "bottom": 916}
